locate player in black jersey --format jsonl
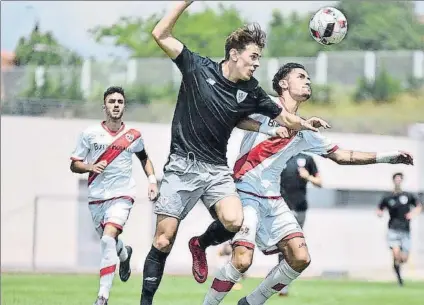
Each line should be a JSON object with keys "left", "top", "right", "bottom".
{"left": 139, "top": 1, "right": 330, "bottom": 304}
{"left": 377, "top": 172, "right": 422, "bottom": 286}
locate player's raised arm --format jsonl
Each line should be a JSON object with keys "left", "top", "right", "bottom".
{"left": 327, "top": 149, "right": 414, "bottom": 166}
{"left": 151, "top": 1, "right": 193, "bottom": 59}
{"left": 236, "top": 117, "right": 291, "bottom": 138}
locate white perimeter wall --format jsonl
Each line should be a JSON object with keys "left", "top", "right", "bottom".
{"left": 1, "top": 116, "right": 423, "bottom": 279}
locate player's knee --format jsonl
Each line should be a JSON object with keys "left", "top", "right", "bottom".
{"left": 154, "top": 234, "right": 173, "bottom": 252}
{"left": 290, "top": 251, "right": 311, "bottom": 272}
{"left": 220, "top": 214, "right": 243, "bottom": 233}
{"left": 232, "top": 247, "right": 253, "bottom": 273}
{"left": 401, "top": 254, "right": 409, "bottom": 263}
{"left": 216, "top": 197, "right": 243, "bottom": 232}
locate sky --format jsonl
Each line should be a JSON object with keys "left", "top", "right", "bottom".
{"left": 2, "top": 1, "right": 424, "bottom": 59}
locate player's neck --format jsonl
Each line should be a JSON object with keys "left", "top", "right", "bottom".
{"left": 221, "top": 61, "right": 240, "bottom": 83}
{"left": 393, "top": 187, "right": 402, "bottom": 194}
{"left": 104, "top": 119, "right": 123, "bottom": 132}
{"left": 278, "top": 96, "right": 299, "bottom": 114}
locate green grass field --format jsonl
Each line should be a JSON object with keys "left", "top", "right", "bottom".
{"left": 2, "top": 273, "right": 424, "bottom": 305}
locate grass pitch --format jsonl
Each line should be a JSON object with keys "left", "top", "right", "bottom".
{"left": 2, "top": 273, "right": 423, "bottom": 305}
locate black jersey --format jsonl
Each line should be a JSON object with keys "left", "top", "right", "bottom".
{"left": 170, "top": 46, "right": 282, "bottom": 165}
{"left": 280, "top": 153, "right": 319, "bottom": 212}
{"left": 378, "top": 192, "right": 418, "bottom": 232}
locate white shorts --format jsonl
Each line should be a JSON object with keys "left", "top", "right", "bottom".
{"left": 232, "top": 191, "right": 303, "bottom": 254}
{"left": 88, "top": 196, "right": 134, "bottom": 237}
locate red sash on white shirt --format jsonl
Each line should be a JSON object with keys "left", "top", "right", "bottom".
{"left": 88, "top": 129, "right": 141, "bottom": 186}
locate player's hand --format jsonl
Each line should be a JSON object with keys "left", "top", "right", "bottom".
{"left": 405, "top": 212, "right": 413, "bottom": 220}
{"left": 306, "top": 117, "right": 331, "bottom": 129}
{"left": 298, "top": 167, "right": 310, "bottom": 179}
{"left": 275, "top": 127, "right": 291, "bottom": 138}
{"left": 148, "top": 183, "right": 159, "bottom": 201}
{"left": 392, "top": 151, "right": 414, "bottom": 165}
{"left": 376, "top": 209, "right": 384, "bottom": 217}
{"left": 90, "top": 160, "right": 107, "bottom": 174}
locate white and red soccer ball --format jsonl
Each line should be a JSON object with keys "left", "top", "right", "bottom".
{"left": 309, "top": 7, "right": 348, "bottom": 45}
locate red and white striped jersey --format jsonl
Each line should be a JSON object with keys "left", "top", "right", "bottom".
{"left": 70, "top": 122, "right": 145, "bottom": 202}
{"left": 234, "top": 102, "right": 338, "bottom": 198}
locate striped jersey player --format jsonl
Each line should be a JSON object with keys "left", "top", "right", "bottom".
{"left": 199, "top": 63, "right": 414, "bottom": 305}
{"left": 70, "top": 86, "right": 159, "bottom": 305}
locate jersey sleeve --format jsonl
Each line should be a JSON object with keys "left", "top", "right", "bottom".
{"left": 70, "top": 132, "right": 90, "bottom": 161}
{"left": 304, "top": 131, "right": 339, "bottom": 156}
{"left": 378, "top": 197, "right": 388, "bottom": 210}
{"left": 131, "top": 136, "right": 145, "bottom": 153}
{"left": 307, "top": 155, "right": 319, "bottom": 176}
{"left": 409, "top": 193, "right": 419, "bottom": 207}
{"left": 255, "top": 87, "right": 283, "bottom": 119}
{"left": 172, "top": 45, "right": 208, "bottom": 75}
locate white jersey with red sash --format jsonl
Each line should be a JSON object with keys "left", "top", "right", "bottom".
{"left": 71, "top": 122, "right": 144, "bottom": 202}
{"left": 233, "top": 99, "right": 338, "bottom": 199}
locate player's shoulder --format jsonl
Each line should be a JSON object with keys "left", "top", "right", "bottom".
{"left": 123, "top": 123, "right": 141, "bottom": 133}
{"left": 123, "top": 124, "right": 143, "bottom": 138}
{"left": 184, "top": 45, "right": 215, "bottom": 66}
{"left": 403, "top": 191, "right": 417, "bottom": 199}
{"left": 80, "top": 123, "right": 103, "bottom": 136}
{"left": 382, "top": 192, "right": 394, "bottom": 201}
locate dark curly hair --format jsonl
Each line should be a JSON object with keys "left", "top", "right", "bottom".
{"left": 272, "top": 63, "right": 306, "bottom": 96}
{"left": 103, "top": 86, "right": 125, "bottom": 103}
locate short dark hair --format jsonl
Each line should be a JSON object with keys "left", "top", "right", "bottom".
{"left": 392, "top": 172, "right": 403, "bottom": 180}
{"left": 224, "top": 23, "right": 266, "bottom": 60}
{"left": 103, "top": 86, "right": 125, "bottom": 103}
{"left": 272, "top": 63, "right": 307, "bottom": 96}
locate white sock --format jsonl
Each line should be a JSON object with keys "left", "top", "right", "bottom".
{"left": 98, "top": 235, "right": 118, "bottom": 299}
{"left": 116, "top": 238, "right": 128, "bottom": 262}
{"left": 246, "top": 259, "right": 300, "bottom": 305}
{"left": 280, "top": 285, "right": 289, "bottom": 294}
{"left": 203, "top": 262, "right": 243, "bottom": 305}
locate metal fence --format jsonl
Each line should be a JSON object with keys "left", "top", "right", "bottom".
{"left": 2, "top": 50, "right": 423, "bottom": 100}
{"left": 1, "top": 50, "right": 423, "bottom": 135}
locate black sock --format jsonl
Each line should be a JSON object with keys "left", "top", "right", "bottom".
{"left": 140, "top": 246, "right": 169, "bottom": 305}
{"left": 198, "top": 220, "right": 236, "bottom": 250}
{"left": 393, "top": 261, "right": 403, "bottom": 285}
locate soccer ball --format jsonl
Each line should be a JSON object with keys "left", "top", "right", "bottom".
{"left": 309, "top": 7, "right": 348, "bottom": 45}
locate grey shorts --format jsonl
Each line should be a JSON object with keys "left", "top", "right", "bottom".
{"left": 387, "top": 229, "right": 411, "bottom": 254}
{"left": 154, "top": 153, "right": 239, "bottom": 220}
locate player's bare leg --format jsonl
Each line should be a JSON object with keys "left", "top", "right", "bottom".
{"left": 94, "top": 224, "right": 121, "bottom": 305}
{"left": 140, "top": 215, "right": 179, "bottom": 305}
{"left": 239, "top": 236, "right": 311, "bottom": 305}
{"left": 190, "top": 195, "right": 243, "bottom": 283}
{"left": 392, "top": 246, "right": 405, "bottom": 286}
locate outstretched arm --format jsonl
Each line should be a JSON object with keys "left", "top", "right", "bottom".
{"left": 236, "top": 118, "right": 291, "bottom": 138}
{"left": 327, "top": 149, "right": 414, "bottom": 165}
{"left": 151, "top": 1, "right": 193, "bottom": 59}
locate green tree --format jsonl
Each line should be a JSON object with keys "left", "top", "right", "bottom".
{"left": 14, "top": 22, "right": 82, "bottom": 66}
{"left": 267, "top": 10, "right": 326, "bottom": 57}
{"left": 336, "top": 1, "right": 423, "bottom": 50}
{"left": 267, "top": 2, "right": 423, "bottom": 56}
{"left": 89, "top": 3, "right": 246, "bottom": 58}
